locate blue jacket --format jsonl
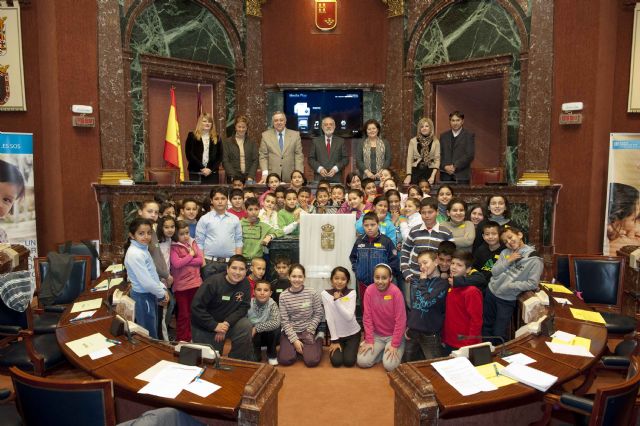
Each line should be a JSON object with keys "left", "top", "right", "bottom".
{"left": 349, "top": 232, "right": 399, "bottom": 285}
{"left": 355, "top": 212, "right": 397, "bottom": 246}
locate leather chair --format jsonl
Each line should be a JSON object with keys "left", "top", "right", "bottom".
{"left": 145, "top": 167, "right": 179, "bottom": 184}
{"left": 471, "top": 167, "right": 504, "bottom": 185}
{"left": 0, "top": 292, "right": 65, "bottom": 375}
{"left": 568, "top": 255, "right": 637, "bottom": 335}
{"left": 32, "top": 255, "right": 91, "bottom": 334}
{"left": 10, "top": 366, "right": 116, "bottom": 426}
{"left": 552, "top": 253, "right": 570, "bottom": 287}
{"left": 0, "top": 387, "right": 21, "bottom": 426}
{"left": 538, "top": 355, "right": 640, "bottom": 426}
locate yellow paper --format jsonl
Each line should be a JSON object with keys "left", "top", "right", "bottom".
{"left": 475, "top": 362, "right": 517, "bottom": 388}
{"left": 570, "top": 308, "right": 606, "bottom": 324}
{"left": 65, "top": 333, "right": 114, "bottom": 357}
{"left": 70, "top": 298, "right": 104, "bottom": 313}
{"left": 106, "top": 264, "right": 124, "bottom": 273}
{"left": 540, "top": 283, "right": 573, "bottom": 294}
{"left": 572, "top": 337, "right": 591, "bottom": 350}
{"left": 93, "top": 277, "right": 123, "bottom": 291}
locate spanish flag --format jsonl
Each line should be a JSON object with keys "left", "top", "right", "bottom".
{"left": 163, "top": 87, "right": 185, "bottom": 181}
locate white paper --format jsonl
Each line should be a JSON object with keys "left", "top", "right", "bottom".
{"left": 500, "top": 363, "right": 558, "bottom": 392}
{"left": 135, "top": 360, "right": 180, "bottom": 382}
{"left": 184, "top": 379, "right": 221, "bottom": 398}
{"left": 553, "top": 297, "right": 572, "bottom": 306}
{"left": 138, "top": 364, "right": 202, "bottom": 399}
{"left": 71, "top": 310, "right": 97, "bottom": 322}
{"left": 93, "top": 277, "right": 123, "bottom": 291}
{"left": 89, "top": 347, "right": 112, "bottom": 360}
{"left": 431, "top": 357, "right": 498, "bottom": 396}
{"left": 545, "top": 342, "right": 594, "bottom": 358}
{"left": 551, "top": 331, "right": 576, "bottom": 342}
{"left": 502, "top": 353, "right": 536, "bottom": 366}
{"left": 70, "top": 298, "right": 103, "bottom": 313}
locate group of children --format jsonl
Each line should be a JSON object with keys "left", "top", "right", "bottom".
{"left": 121, "top": 169, "right": 543, "bottom": 371}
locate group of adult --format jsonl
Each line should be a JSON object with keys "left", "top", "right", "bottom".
{"left": 184, "top": 110, "right": 475, "bottom": 185}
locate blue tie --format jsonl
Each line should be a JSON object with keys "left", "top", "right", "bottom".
{"left": 278, "top": 132, "right": 284, "bottom": 152}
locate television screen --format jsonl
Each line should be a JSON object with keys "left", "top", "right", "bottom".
{"left": 283, "top": 89, "right": 363, "bottom": 137}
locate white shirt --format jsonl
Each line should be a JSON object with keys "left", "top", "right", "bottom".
{"left": 201, "top": 134, "right": 210, "bottom": 167}
{"left": 321, "top": 289, "right": 361, "bottom": 340}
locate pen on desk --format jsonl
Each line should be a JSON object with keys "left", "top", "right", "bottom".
{"left": 195, "top": 366, "right": 207, "bottom": 381}
{"left": 105, "top": 338, "right": 122, "bottom": 345}
{"left": 493, "top": 364, "right": 500, "bottom": 377}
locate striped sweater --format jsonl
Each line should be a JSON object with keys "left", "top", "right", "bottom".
{"left": 279, "top": 286, "right": 324, "bottom": 343}
{"left": 248, "top": 298, "right": 281, "bottom": 333}
{"left": 400, "top": 222, "right": 454, "bottom": 280}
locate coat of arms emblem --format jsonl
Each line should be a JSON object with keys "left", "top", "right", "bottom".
{"left": 315, "top": 0, "right": 337, "bottom": 32}
{"left": 0, "top": 64, "right": 9, "bottom": 105}
{"left": 320, "top": 223, "right": 335, "bottom": 250}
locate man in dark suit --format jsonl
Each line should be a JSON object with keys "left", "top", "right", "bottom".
{"left": 439, "top": 111, "right": 475, "bottom": 184}
{"left": 308, "top": 116, "right": 349, "bottom": 183}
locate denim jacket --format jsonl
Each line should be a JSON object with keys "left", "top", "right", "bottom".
{"left": 349, "top": 232, "right": 399, "bottom": 285}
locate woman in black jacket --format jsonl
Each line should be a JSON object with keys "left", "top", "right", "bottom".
{"left": 185, "top": 113, "right": 222, "bottom": 184}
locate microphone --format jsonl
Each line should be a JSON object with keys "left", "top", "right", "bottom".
{"left": 457, "top": 334, "right": 512, "bottom": 358}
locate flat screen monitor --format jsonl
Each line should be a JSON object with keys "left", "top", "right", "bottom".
{"left": 283, "top": 89, "right": 363, "bottom": 137}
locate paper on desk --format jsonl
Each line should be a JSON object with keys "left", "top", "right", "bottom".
{"left": 184, "top": 379, "right": 221, "bottom": 398}
{"left": 93, "top": 277, "right": 123, "bottom": 291}
{"left": 138, "top": 364, "right": 202, "bottom": 399}
{"left": 553, "top": 297, "right": 572, "bottom": 305}
{"left": 475, "top": 362, "right": 517, "bottom": 388}
{"left": 551, "top": 330, "right": 577, "bottom": 342}
{"left": 431, "top": 357, "right": 498, "bottom": 396}
{"left": 570, "top": 308, "right": 606, "bottom": 324}
{"left": 546, "top": 342, "right": 594, "bottom": 358}
{"left": 540, "top": 283, "right": 573, "bottom": 294}
{"left": 70, "top": 298, "right": 103, "bottom": 313}
{"left": 71, "top": 310, "right": 97, "bottom": 321}
{"left": 65, "top": 333, "right": 114, "bottom": 357}
{"left": 502, "top": 353, "right": 536, "bottom": 366}
{"left": 105, "top": 264, "right": 124, "bottom": 273}
{"left": 135, "top": 360, "right": 180, "bottom": 382}
{"left": 500, "top": 363, "right": 558, "bottom": 392}
{"left": 89, "top": 347, "right": 112, "bottom": 360}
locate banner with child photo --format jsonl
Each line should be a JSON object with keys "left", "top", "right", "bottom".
{"left": 0, "top": 132, "right": 36, "bottom": 276}
{"left": 604, "top": 133, "right": 640, "bottom": 256}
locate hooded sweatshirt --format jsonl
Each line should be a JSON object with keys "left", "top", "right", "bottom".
{"left": 488, "top": 244, "right": 543, "bottom": 301}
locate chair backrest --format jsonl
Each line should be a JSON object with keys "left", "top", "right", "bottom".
{"left": 471, "top": 167, "right": 504, "bottom": 185}
{"left": 0, "top": 289, "right": 28, "bottom": 332}
{"left": 552, "top": 253, "right": 571, "bottom": 287}
{"left": 34, "top": 255, "right": 91, "bottom": 307}
{"left": 590, "top": 356, "right": 640, "bottom": 426}
{"left": 10, "top": 366, "right": 116, "bottom": 426}
{"left": 569, "top": 255, "right": 625, "bottom": 313}
{"left": 145, "top": 167, "right": 179, "bottom": 184}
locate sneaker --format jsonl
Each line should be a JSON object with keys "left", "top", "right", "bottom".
{"left": 268, "top": 357, "right": 278, "bottom": 366}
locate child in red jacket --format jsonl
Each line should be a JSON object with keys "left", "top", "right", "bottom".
{"left": 170, "top": 220, "right": 205, "bottom": 341}
{"left": 442, "top": 250, "right": 484, "bottom": 354}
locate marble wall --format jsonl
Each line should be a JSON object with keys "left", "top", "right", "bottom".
{"left": 412, "top": 0, "right": 528, "bottom": 184}
{"left": 123, "top": 0, "right": 238, "bottom": 180}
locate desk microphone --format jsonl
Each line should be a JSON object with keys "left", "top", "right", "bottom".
{"left": 457, "top": 334, "right": 512, "bottom": 358}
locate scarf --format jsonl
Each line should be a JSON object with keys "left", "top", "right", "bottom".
{"left": 362, "top": 137, "right": 386, "bottom": 173}
{"left": 417, "top": 133, "right": 433, "bottom": 165}
{"left": 248, "top": 297, "right": 275, "bottom": 325}
{"left": 490, "top": 215, "right": 510, "bottom": 226}
{"left": 0, "top": 270, "right": 32, "bottom": 312}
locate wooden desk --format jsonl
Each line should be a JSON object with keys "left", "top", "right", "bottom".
{"left": 388, "top": 288, "right": 607, "bottom": 424}
{"left": 56, "top": 283, "right": 284, "bottom": 425}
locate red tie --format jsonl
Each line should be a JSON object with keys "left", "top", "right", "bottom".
{"left": 326, "top": 138, "right": 331, "bottom": 157}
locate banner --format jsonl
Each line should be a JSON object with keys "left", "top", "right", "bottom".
{"left": 0, "top": 4, "right": 26, "bottom": 111}
{"left": 603, "top": 133, "right": 640, "bottom": 256}
{"left": 0, "top": 132, "right": 36, "bottom": 275}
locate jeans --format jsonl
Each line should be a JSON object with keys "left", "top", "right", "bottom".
{"left": 403, "top": 330, "right": 444, "bottom": 362}
{"left": 482, "top": 290, "right": 516, "bottom": 345}
{"left": 329, "top": 331, "right": 361, "bottom": 368}
{"left": 131, "top": 290, "right": 159, "bottom": 339}
{"left": 357, "top": 334, "right": 405, "bottom": 372}
{"left": 191, "top": 317, "right": 254, "bottom": 361}
{"left": 253, "top": 329, "right": 279, "bottom": 361}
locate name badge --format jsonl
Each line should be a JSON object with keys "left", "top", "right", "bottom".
{"left": 374, "top": 243, "right": 382, "bottom": 248}
{"left": 221, "top": 295, "right": 231, "bottom": 301}
{"left": 276, "top": 289, "right": 283, "bottom": 293}
{"left": 384, "top": 295, "right": 393, "bottom": 301}
{"left": 341, "top": 297, "right": 349, "bottom": 302}
{"left": 301, "top": 301, "right": 311, "bottom": 308}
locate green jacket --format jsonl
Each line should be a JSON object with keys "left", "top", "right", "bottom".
{"left": 240, "top": 218, "right": 283, "bottom": 260}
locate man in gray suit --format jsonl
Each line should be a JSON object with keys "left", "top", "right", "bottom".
{"left": 308, "top": 116, "right": 349, "bottom": 183}
{"left": 258, "top": 111, "right": 304, "bottom": 183}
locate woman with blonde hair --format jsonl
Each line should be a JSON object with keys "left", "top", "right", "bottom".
{"left": 185, "top": 113, "right": 223, "bottom": 183}
{"left": 404, "top": 117, "right": 440, "bottom": 185}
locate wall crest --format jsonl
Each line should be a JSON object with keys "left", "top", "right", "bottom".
{"left": 246, "top": 0, "right": 267, "bottom": 17}
{"left": 381, "top": 0, "right": 404, "bottom": 17}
